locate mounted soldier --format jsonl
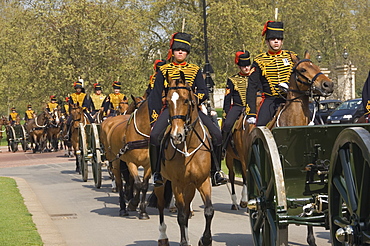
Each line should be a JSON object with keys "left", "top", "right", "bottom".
{"left": 148, "top": 32, "right": 226, "bottom": 187}
{"left": 24, "top": 104, "right": 35, "bottom": 123}
{"left": 103, "top": 81, "right": 127, "bottom": 117}
{"left": 246, "top": 21, "right": 298, "bottom": 126}
{"left": 46, "top": 95, "right": 59, "bottom": 112}
{"left": 90, "top": 83, "right": 105, "bottom": 119}
{"left": 9, "top": 107, "right": 20, "bottom": 126}
{"left": 221, "top": 50, "right": 252, "bottom": 155}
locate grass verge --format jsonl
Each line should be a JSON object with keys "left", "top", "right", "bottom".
{"left": 0, "top": 177, "right": 43, "bottom": 245}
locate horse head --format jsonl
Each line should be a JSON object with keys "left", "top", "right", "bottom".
{"left": 51, "top": 107, "right": 62, "bottom": 125}
{"left": 126, "top": 95, "right": 146, "bottom": 114}
{"left": 119, "top": 98, "right": 129, "bottom": 115}
{"left": 166, "top": 71, "right": 196, "bottom": 145}
{"left": 69, "top": 103, "right": 84, "bottom": 122}
{"left": 290, "top": 51, "right": 334, "bottom": 97}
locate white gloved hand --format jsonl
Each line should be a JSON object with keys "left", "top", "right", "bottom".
{"left": 247, "top": 117, "right": 256, "bottom": 124}
{"left": 278, "top": 82, "right": 289, "bottom": 92}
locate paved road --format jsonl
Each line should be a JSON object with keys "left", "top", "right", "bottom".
{"left": 0, "top": 147, "right": 331, "bottom": 246}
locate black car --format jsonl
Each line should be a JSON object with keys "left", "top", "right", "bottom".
{"left": 309, "top": 99, "right": 342, "bottom": 124}
{"left": 326, "top": 98, "right": 364, "bottom": 124}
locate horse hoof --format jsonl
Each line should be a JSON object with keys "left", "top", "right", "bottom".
{"left": 158, "top": 238, "right": 169, "bottom": 246}
{"left": 139, "top": 213, "right": 150, "bottom": 220}
{"left": 112, "top": 188, "right": 117, "bottom": 193}
{"left": 240, "top": 201, "right": 248, "bottom": 208}
{"left": 198, "top": 236, "right": 212, "bottom": 246}
{"left": 119, "top": 210, "right": 129, "bottom": 217}
{"left": 189, "top": 211, "right": 194, "bottom": 218}
{"left": 231, "top": 204, "right": 239, "bottom": 210}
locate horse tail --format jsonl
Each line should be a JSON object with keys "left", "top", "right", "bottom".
{"left": 147, "top": 180, "right": 173, "bottom": 208}
{"left": 234, "top": 159, "right": 243, "bottom": 175}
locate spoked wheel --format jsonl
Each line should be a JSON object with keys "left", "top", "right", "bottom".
{"left": 79, "top": 123, "right": 88, "bottom": 182}
{"left": 20, "top": 125, "right": 28, "bottom": 152}
{"left": 7, "top": 126, "right": 18, "bottom": 152}
{"left": 329, "top": 127, "right": 370, "bottom": 246}
{"left": 246, "top": 126, "right": 288, "bottom": 246}
{"left": 91, "top": 123, "right": 102, "bottom": 188}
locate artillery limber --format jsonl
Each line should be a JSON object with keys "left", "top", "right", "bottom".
{"left": 246, "top": 123, "right": 370, "bottom": 246}
{"left": 78, "top": 122, "right": 104, "bottom": 187}
{"left": 6, "top": 124, "right": 28, "bottom": 152}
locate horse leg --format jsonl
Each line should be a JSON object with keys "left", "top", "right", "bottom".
{"left": 226, "top": 155, "right": 238, "bottom": 210}
{"left": 197, "top": 179, "right": 213, "bottom": 246}
{"left": 138, "top": 167, "right": 151, "bottom": 220}
{"left": 154, "top": 185, "right": 169, "bottom": 246}
{"left": 113, "top": 160, "right": 128, "bottom": 216}
{"left": 174, "top": 185, "right": 194, "bottom": 246}
{"left": 307, "top": 225, "right": 317, "bottom": 246}
{"left": 75, "top": 155, "right": 80, "bottom": 174}
{"left": 239, "top": 162, "right": 248, "bottom": 208}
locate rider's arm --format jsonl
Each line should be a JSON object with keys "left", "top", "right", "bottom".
{"left": 246, "top": 62, "right": 261, "bottom": 117}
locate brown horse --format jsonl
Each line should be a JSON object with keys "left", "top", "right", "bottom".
{"left": 153, "top": 71, "right": 213, "bottom": 246}
{"left": 118, "top": 98, "right": 129, "bottom": 115}
{"left": 100, "top": 95, "right": 150, "bottom": 218}
{"left": 245, "top": 51, "right": 334, "bottom": 246}
{"left": 69, "top": 103, "right": 91, "bottom": 173}
{"left": 46, "top": 108, "right": 62, "bottom": 152}
{"left": 0, "top": 116, "right": 9, "bottom": 141}
{"left": 269, "top": 51, "right": 334, "bottom": 127}
{"left": 25, "top": 109, "right": 54, "bottom": 153}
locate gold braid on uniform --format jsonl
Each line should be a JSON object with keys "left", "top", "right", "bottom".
{"left": 229, "top": 74, "right": 248, "bottom": 106}
{"left": 109, "top": 93, "right": 125, "bottom": 110}
{"left": 254, "top": 50, "right": 296, "bottom": 96}
{"left": 159, "top": 63, "right": 199, "bottom": 87}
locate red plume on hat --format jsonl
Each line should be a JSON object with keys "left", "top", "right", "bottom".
{"left": 166, "top": 32, "right": 178, "bottom": 61}
{"left": 262, "top": 20, "right": 273, "bottom": 36}
{"left": 234, "top": 51, "right": 245, "bottom": 65}
{"left": 50, "top": 95, "right": 56, "bottom": 100}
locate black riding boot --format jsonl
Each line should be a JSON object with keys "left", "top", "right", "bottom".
{"left": 211, "top": 145, "right": 227, "bottom": 186}
{"left": 150, "top": 143, "right": 163, "bottom": 187}
{"left": 221, "top": 130, "right": 231, "bottom": 160}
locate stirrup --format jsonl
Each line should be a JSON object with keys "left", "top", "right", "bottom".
{"left": 153, "top": 173, "right": 163, "bottom": 187}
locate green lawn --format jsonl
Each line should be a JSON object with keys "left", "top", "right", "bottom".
{"left": 0, "top": 177, "right": 43, "bottom": 245}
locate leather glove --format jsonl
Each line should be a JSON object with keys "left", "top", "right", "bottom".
{"left": 246, "top": 117, "right": 256, "bottom": 124}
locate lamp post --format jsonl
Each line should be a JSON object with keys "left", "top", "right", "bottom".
{"left": 202, "top": 0, "right": 215, "bottom": 110}
{"left": 343, "top": 47, "right": 354, "bottom": 100}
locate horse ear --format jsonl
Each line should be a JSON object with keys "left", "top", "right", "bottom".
{"left": 304, "top": 50, "right": 310, "bottom": 59}
{"left": 290, "top": 53, "right": 299, "bottom": 64}
{"left": 131, "top": 95, "right": 135, "bottom": 102}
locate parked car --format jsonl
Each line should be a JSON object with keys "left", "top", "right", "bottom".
{"left": 326, "top": 98, "right": 364, "bottom": 124}
{"left": 309, "top": 99, "right": 342, "bottom": 124}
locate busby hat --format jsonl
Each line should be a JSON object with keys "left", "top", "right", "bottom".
{"left": 167, "top": 32, "right": 192, "bottom": 60}
{"left": 27, "top": 104, "right": 32, "bottom": 108}
{"left": 112, "top": 81, "right": 121, "bottom": 89}
{"left": 50, "top": 95, "right": 57, "bottom": 101}
{"left": 153, "top": 59, "right": 166, "bottom": 72}
{"left": 94, "top": 83, "right": 102, "bottom": 91}
{"left": 235, "top": 51, "right": 251, "bottom": 67}
{"left": 262, "top": 21, "right": 284, "bottom": 40}
{"left": 11, "top": 107, "right": 16, "bottom": 111}
{"left": 74, "top": 81, "right": 83, "bottom": 89}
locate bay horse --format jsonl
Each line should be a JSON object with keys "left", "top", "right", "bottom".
{"left": 245, "top": 51, "right": 334, "bottom": 246}
{"left": 46, "top": 108, "right": 62, "bottom": 152}
{"left": 25, "top": 109, "right": 54, "bottom": 153}
{"left": 100, "top": 95, "right": 150, "bottom": 218}
{"left": 69, "top": 103, "right": 91, "bottom": 173}
{"left": 153, "top": 71, "right": 213, "bottom": 246}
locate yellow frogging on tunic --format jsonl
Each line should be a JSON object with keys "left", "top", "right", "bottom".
{"left": 47, "top": 102, "right": 59, "bottom": 111}
{"left": 109, "top": 93, "right": 126, "bottom": 110}
{"left": 10, "top": 112, "right": 18, "bottom": 121}
{"left": 90, "top": 93, "right": 106, "bottom": 109}
{"left": 71, "top": 93, "right": 86, "bottom": 106}
{"left": 26, "top": 110, "right": 35, "bottom": 119}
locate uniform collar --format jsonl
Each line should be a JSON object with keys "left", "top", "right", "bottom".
{"left": 238, "top": 72, "right": 249, "bottom": 76}
{"left": 268, "top": 50, "right": 283, "bottom": 55}
{"left": 172, "top": 61, "right": 187, "bottom": 66}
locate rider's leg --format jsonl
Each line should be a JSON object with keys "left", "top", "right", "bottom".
{"left": 199, "top": 111, "right": 227, "bottom": 186}
{"left": 221, "top": 106, "right": 242, "bottom": 158}
{"left": 149, "top": 108, "right": 169, "bottom": 187}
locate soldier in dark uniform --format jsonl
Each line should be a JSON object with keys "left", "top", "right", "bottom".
{"left": 103, "top": 81, "right": 127, "bottom": 117}
{"left": 361, "top": 71, "right": 370, "bottom": 120}
{"left": 148, "top": 32, "right": 226, "bottom": 187}
{"left": 46, "top": 96, "right": 59, "bottom": 112}
{"left": 246, "top": 21, "right": 298, "bottom": 126}
{"left": 25, "top": 104, "right": 35, "bottom": 122}
{"left": 222, "top": 51, "right": 252, "bottom": 153}
{"left": 145, "top": 59, "right": 167, "bottom": 97}
{"left": 9, "top": 107, "right": 20, "bottom": 126}
{"left": 90, "top": 83, "right": 105, "bottom": 117}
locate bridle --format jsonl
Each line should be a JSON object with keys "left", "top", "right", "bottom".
{"left": 168, "top": 86, "right": 196, "bottom": 127}
{"left": 293, "top": 59, "right": 323, "bottom": 89}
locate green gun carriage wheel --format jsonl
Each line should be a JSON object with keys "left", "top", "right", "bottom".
{"left": 91, "top": 123, "right": 102, "bottom": 188}
{"left": 20, "top": 125, "right": 28, "bottom": 152}
{"left": 329, "top": 127, "right": 370, "bottom": 246}
{"left": 79, "top": 123, "right": 88, "bottom": 182}
{"left": 246, "top": 126, "right": 288, "bottom": 246}
{"left": 7, "top": 126, "right": 18, "bottom": 152}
